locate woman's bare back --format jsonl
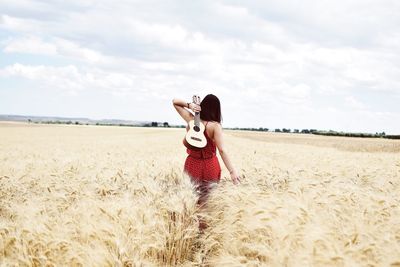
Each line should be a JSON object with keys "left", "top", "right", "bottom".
{"left": 201, "top": 120, "right": 218, "bottom": 142}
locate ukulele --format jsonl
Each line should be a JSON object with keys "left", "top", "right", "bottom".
{"left": 183, "top": 95, "right": 207, "bottom": 149}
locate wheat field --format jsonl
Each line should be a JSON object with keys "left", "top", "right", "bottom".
{"left": 0, "top": 122, "right": 400, "bottom": 266}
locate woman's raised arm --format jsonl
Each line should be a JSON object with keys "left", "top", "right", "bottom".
{"left": 172, "top": 98, "right": 200, "bottom": 123}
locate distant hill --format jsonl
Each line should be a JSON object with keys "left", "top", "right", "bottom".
{"left": 0, "top": 114, "right": 146, "bottom": 126}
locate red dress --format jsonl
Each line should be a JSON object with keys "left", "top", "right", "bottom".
{"left": 184, "top": 124, "right": 221, "bottom": 184}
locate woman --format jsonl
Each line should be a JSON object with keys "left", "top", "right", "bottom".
{"left": 172, "top": 94, "right": 240, "bottom": 208}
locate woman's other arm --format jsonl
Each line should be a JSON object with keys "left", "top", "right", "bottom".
{"left": 172, "top": 98, "right": 200, "bottom": 123}
{"left": 214, "top": 123, "right": 240, "bottom": 184}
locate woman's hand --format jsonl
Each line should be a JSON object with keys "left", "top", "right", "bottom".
{"left": 188, "top": 103, "right": 201, "bottom": 113}
{"left": 230, "top": 170, "right": 241, "bottom": 185}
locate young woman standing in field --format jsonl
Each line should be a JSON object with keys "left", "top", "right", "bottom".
{"left": 172, "top": 94, "right": 240, "bottom": 209}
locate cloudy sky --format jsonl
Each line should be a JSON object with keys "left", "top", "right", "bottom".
{"left": 1, "top": 0, "right": 400, "bottom": 133}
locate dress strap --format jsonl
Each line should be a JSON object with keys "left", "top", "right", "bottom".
{"left": 204, "top": 121, "right": 210, "bottom": 140}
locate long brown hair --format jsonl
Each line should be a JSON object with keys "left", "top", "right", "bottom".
{"left": 200, "top": 94, "right": 222, "bottom": 123}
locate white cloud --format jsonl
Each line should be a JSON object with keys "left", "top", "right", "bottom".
{"left": 0, "top": 63, "right": 84, "bottom": 93}
{"left": 1, "top": 63, "right": 129, "bottom": 93}
{"left": 283, "top": 84, "right": 311, "bottom": 102}
{"left": 2, "top": 35, "right": 109, "bottom": 64}
{"left": 127, "top": 20, "right": 188, "bottom": 47}
{"left": 52, "top": 38, "right": 108, "bottom": 64}
{"left": 3, "top": 36, "right": 57, "bottom": 55}
{"left": 0, "top": 14, "right": 44, "bottom": 33}
{"left": 345, "top": 96, "right": 366, "bottom": 110}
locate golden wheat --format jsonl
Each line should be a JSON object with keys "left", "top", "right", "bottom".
{"left": 0, "top": 122, "right": 399, "bottom": 266}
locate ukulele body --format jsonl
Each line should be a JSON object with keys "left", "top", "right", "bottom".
{"left": 184, "top": 119, "right": 207, "bottom": 149}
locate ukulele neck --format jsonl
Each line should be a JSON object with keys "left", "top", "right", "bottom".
{"left": 192, "top": 95, "right": 202, "bottom": 127}
{"left": 194, "top": 112, "right": 200, "bottom": 127}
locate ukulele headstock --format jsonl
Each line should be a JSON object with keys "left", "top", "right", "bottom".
{"left": 192, "top": 95, "right": 201, "bottom": 105}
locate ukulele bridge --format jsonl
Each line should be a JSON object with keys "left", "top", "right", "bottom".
{"left": 191, "top": 136, "right": 202, "bottom": 142}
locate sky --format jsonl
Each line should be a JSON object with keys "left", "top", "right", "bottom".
{"left": 0, "top": 0, "right": 400, "bottom": 134}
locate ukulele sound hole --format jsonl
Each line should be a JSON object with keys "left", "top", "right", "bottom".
{"left": 194, "top": 126, "right": 200, "bottom": 132}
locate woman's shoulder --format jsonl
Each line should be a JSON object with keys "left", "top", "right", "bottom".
{"left": 204, "top": 121, "right": 222, "bottom": 137}
{"left": 204, "top": 121, "right": 221, "bottom": 129}
{"left": 203, "top": 121, "right": 221, "bottom": 141}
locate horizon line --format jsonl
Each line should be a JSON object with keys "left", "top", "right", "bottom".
{"left": 0, "top": 113, "right": 396, "bottom": 135}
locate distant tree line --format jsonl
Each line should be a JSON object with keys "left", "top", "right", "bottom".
{"left": 143, "top": 122, "right": 170, "bottom": 127}
{"left": 312, "top": 130, "right": 400, "bottom": 139}
{"left": 229, "top": 127, "right": 318, "bottom": 134}
{"left": 27, "top": 119, "right": 399, "bottom": 139}
{"left": 31, "top": 120, "right": 89, "bottom": 125}
{"left": 227, "top": 126, "right": 399, "bottom": 139}
{"left": 229, "top": 127, "right": 269, "bottom": 132}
